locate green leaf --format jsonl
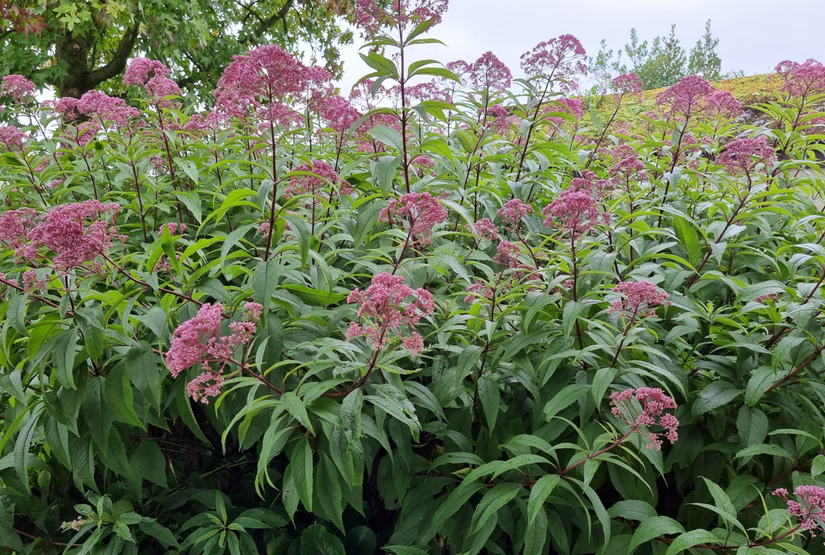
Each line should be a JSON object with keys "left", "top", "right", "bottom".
{"left": 524, "top": 503, "right": 548, "bottom": 555}
{"left": 665, "top": 530, "right": 722, "bottom": 554}
{"left": 478, "top": 375, "right": 499, "bottom": 430}
{"left": 300, "top": 524, "right": 344, "bottom": 555}
{"left": 126, "top": 342, "right": 163, "bottom": 410}
{"left": 132, "top": 441, "right": 168, "bottom": 487}
{"left": 104, "top": 364, "right": 145, "bottom": 429}
{"left": 544, "top": 384, "right": 589, "bottom": 420}
{"left": 736, "top": 406, "right": 768, "bottom": 448}
{"left": 279, "top": 284, "right": 346, "bottom": 307}
{"left": 253, "top": 259, "right": 281, "bottom": 314}
{"left": 53, "top": 328, "right": 79, "bottom": 389}
{"left": 745, "top": 366, "right": 777, "bottom": 406}
{"left": 367, "top": 125, "right": 403, "bottom": 151}
{"left": 673, "top": 215, "right": 701, "bottom": 266}
{"left": 384, "top": 547, "right": 429, "bottom": 555}
{"left": 692, "top": 382, "right": 742, "bottom": 416}
{"left": 527, "top": 475, "right": 560, "bottom": 526}
{"left": 358, "top": 51, "right": 399, "bottom": 79}
{"left": 738, "top": 281, "right": 786, "bottom": 302}
{"left": 282, "top": 391, "right": 314, "bottom": 435}
{"left": 608, "top": 500, "right": 657, "bottom": 522}
{"left": 734, "top": 444, "right": 792, "bottom": 459}
{"left": 469, "top": 482, "right": 522, "bottom": 534}
{"left": 292, "top": 436, "right": 314, "bottom": 513}
{"left": 629, "top": 516, "right": 685, "bottom": 554}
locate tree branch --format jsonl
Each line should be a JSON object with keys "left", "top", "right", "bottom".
{"left": 87, "top": 25, "right": 138, "bottom": 88}
{"left": 244, "top": 0, "right": 294, "bottom": 42}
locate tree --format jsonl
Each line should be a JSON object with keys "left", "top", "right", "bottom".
{"left": 623, "top": 25, "right": 687, "bottom": 90}
{"left": 0, "top": 0, "right": 356, "bottom": 101}
{"left": 588, "top": 38, "right": 627, "bottom": 94}
{"left": 688, "top": 19, "right": 722, "bottom": 81}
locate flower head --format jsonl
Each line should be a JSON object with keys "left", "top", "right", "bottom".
{"left": 1, "top": 75, "right": 36, "bottom": 101}
{"left": 520, "top": 35, "right": 587, "bottom": 91}
{"left": 470, "top": 51, "right": 512, "bottom": 92}
{"left": 498, "top": 198, "right": 533, "bottom": 227}
{"left": 608, "top": 280, "right": 670, "bottom": 319}
{"left": 285, "top": 160, "right": 346, "bottom": 205}
{"left": 612, "top": 73, "right": 643, "bottom": 101}
{"left": 774, "top": 58, "right": 825, "bottom": 98}
{"left": 609, "top": 387, "right": 679, "bottom": 450}
{"left": 717, "top": 136, "right": 776, "bottom": 175}
{"left": 124, "top": 58, "right": 171, "bottom": 87}
{"left": 355, "top": 0, "right": 449, "bottom": 35}
{"left": 379, "top": 192, "right": 448, "bottom": 245}
{"left": 774, "top": 486, "right": 825, "bottom": 534}
{"left": 466, "top": 218, "right": 499, "bottom": 242}
{"left": 542, "top": 189, "right": 608, "bottom": 240}
{"left": 346, "top": 273, "right": 434, "bottom": 354}
{"left": 656, "top": 75, "right": 741, "bottom": 122}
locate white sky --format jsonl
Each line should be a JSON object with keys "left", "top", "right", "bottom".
{"left": 333, "top": 0, "right": 825, "bottom": 93}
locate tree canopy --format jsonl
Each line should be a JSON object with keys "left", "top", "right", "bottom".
{"left": 0, "top": 0, "right": 355, "bottom": 101}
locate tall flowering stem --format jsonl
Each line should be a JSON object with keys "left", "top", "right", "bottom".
{"left": 379, "top": 192, "right": 448, "bottom": 271}
{"left": 607, "top": 281, "right": 671, "bottom": 367}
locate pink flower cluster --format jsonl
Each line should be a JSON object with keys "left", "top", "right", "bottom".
{"left": 346, "top": 273, "right": 435, "bottom": 354}
{"left": 214, "top": 45, "right": 305, "bottom": 122}
{"left": 159, "top": 222, "right": 187, "bottom": 236}
{"left": 465, "top": 280, "right": 493, "bottom": 303}
{"left": 498, "top": 198, "right": 533, "bottom": 227}
{"left": 520, "top": 35, "right": 587, "bottom": 90}
{"left": 123, "top": 58, "right": 180, "bottom": 108}
{"left": 469, "top": 51, "right": 512, "bottom": 92}
{"left": 775, "top": 58, "right": 825, "bottom": 98}
{"left": 1, "top": 201, "right": 121, "bottom": 270}
{"left": 542, "top": 188, "right": 608, "bottom": 240}
{"left": 54, "top": 90, "right": 140, "bottom": 127}
{"left": 717, "top": 136, "right": 777, "bottom": 175}
{"left": 322, "top": 96, "right": 362, "bottom": 136}
{"left": 612, "top": 73, "right": 643, "bottom": 101}
{"left": 774, "top": 486, "right": 825, "bottom": 534}
{"left": 656, "top": 75, "right": 742, "bottom": 122}
{"left": 609, "top": 387, "right": 679, "bottom": 450}
{"left": 285, "top": 160, "right": 351, "bottom": 205}
{"left": 354, "top": 0, "right": 449, "bottom": 35}
{"left": 466, "top": 218, "right": 499, "bottom": 242}
{"left": 609, "top": 145, "right": 647, "bottom": 183}
{"left": 1, "top": 75, "right": 36, "bottom": 101}
{"left": 165, "top": 302, "right": 263, "bottom": 403}
{"left": 608, "top": 280, "right": 671, "bottom": 319}
{"left": 0, "top": 125, "right": 30, "bottom": 152}
{"left": 379, "top": 192, "right": 448, "bottom": 245}
{"left": 545, "top": 97, "right": 584, "bottom": 127}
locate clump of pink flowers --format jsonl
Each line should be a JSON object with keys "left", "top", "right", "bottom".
{"left": 609, "top": 387, "right": 679, "bottom": 450}
{"left": 656, "top": 75, "right": 742, "bottom": 123}
{"left": 612, "top": 73, "right": 643, "bottom": 101}
{"left": 379, "top": 192, "right": 448, "bottom": 245}
{"left": 520, "top": 35, "right": 587, "bottom": 90}
{"left": 1, "top": 74, "right": 36, "bottom": 101}
{"left": 355, "top": 0, "right": 449, "bottom": 35}
{"left": 159, "top": 222, "right": 187, "bottom": 236}
{"left": 346, "top": 273, "right": 434, "bottom": 355}
{"left": 717, "top": 136, "right": 777, "bottom": 175}
{"left": 498, "top": 198, "right": 533, "bottom": 228}
{"left": 542, "top": 189, "right": 608, "bottom": 240}
{"left": 608, "top": 280, "right": 671, "bottom": 319}
{"left": 285, "top": 160, "right": 352, "bottom": 204}
{"left": 774, "top": 486, "right": 825, "bottom": 535}
{"left": 466, "top": 218, "right": 499, "bottom": 242}
{"left": 15, "top": 201, "right": 122, "bottom": 271}
{"left": 165, "top": 302, "right": 263, "bottom": 403}
{"left": 774, "top": 58, "right": 825, "bottom": 98}
{"left": 469, "top": 51, "right": 512, "bottom": 92}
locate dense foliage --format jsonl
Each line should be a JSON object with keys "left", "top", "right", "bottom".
{"left": 2, "top": 2, "right": 825, "bottom": 553}
{"left": 0, "top": 0, "right": 354, "bottom": 100}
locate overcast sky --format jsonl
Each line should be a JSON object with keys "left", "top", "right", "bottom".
{"left": 334, "top": 0, "right": 825, "bottom": 92}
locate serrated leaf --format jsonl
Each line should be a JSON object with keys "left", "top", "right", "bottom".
{"left": 629, "top": 516, "right": 685, "bottom": 554}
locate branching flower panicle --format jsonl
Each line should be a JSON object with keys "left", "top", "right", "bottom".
{"left": 608, "top": 280, "right": 671, "bottom": 320}
{"left": 542, "top": 189, "right": 608, "bottom": 240}
{"left": 346, "top": 273, "right": 434, "bottom": 354}
{"left": 609, "top": 387, "right": 679, "bottom": 450}
{"left": 379, "top": 192, "right": 448, "bottom": 244}
{"left": 774, "top": 486, "right": 825, "bottom": 536}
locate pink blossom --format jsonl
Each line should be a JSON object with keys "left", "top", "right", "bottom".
{"left": 774, "top": 486, "right": 825, "bottom": 534}
{"left": 755, "top": 293, "right": 780, "bottom": 304}
{"left": 608, "top": 280, "right": 671, "bottom": 319}
{"left": 546, "top": 97, "right": 584, "bottom": 127}
{"left": 354, "top": 0, "right": 449, "bottom": 35}
{"left": 656, "top": 75, "right": 741, "bottom": 122}
{"left": 1, "top": 75, "right": 36, "bottom": 101}
{"left": 612, "top": 73, "right": 643, "bottom": 101}
{"left": 609, "top": 147, "right": 647, "bottom": 183}
{"left": 22, "top": 269, "right": 47, "bottom": 292}
{"left": 322, "top": 95, "right": 362, "bottom": 136}
{"left": 144, "top": 76, "right": 182, "bottom": 108}
{"left": 0, "top": 125, "right": 30, "bottom": 152}
{"left": 609, "top": 387, "right": 679, "bottom": 450}
{"left": 123, "top": 58, "right": 171, "bottom": 87}
{"left": 498, "top": 198, "right": 533, "bottom": 227}
{"left": 379, "top": 192, "right": 448, "bottom": 245}
{"left": 0, "top": 208, "right": 38, "bottom": 253}
{"left": 493, "top": 240, "right": 522, "bottom": 268}
{"left": 466, "top": 218, "right": 499, "bottom": 241}
{"left": 25, "top": 201, "right": 121, "bottom": 270}
{"left": 53, "top": 97, "right": 82, "bottom": 121}
{"left": 520, "top": 35, "right": 587, "bottom": 91}
{"left": 159, "top": 222, "right": 187, "bottom": 236}
{"left": 774, "top": 59, "right": 825, "bottom": 98}
{"left": 346, "top": 273, "right": 434, "bottom": 354}
{"left": 469, "top": 51, "right": 512, "bottom": 92}
{"left": 465, "top": 280, "right": 493, "bottom": 303}
{"left": 215, "top": 45, "right": 306, "bottom": 120}
{"left": 75, "top": 91, "right": 139, "bottom": 126}
{"left": 301, "top": 66, "right": 334, "bottom": 112}
{"left": 542, "top": 190, "right": 608, "bottom": 240}
{"left": 703, "top": 90, "right": 742, "bottom": 120}
{"left": 285, "top": 160, "right": 344, "bottom": 206}
{"left": 166, "top": 302, "right": 262, "bottom": 400}
{"left": 716, "top": 136, "right": 776, "bottom": 175}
